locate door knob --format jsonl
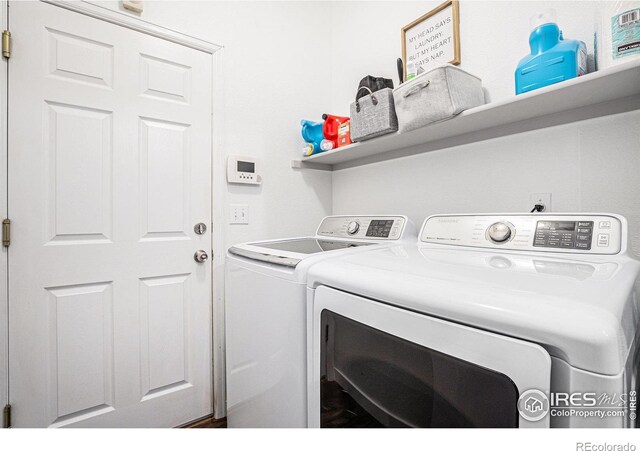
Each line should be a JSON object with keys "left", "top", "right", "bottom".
{"left": 194, "top": 250, "right": 209, "bottom": 263}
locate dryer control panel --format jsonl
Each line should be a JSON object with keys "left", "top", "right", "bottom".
{"left": 420, "top": 214, "right": 624, "bottom": 255}
{"left": 317, "top": 216, "right": 407, "bottom": 241}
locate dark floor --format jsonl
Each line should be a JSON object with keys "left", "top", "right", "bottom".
{"left": 183, "top": 378, "right": 380, "bottom": 428}
{"left": 184, "top": 416, "right": 227, "bottom": 428}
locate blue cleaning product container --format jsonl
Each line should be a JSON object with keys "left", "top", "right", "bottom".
{"left": 515, "top": 10, "right": 587, "bottom": 95}
{"left": 300, "top": 119, "right": 325, "bottom": 156}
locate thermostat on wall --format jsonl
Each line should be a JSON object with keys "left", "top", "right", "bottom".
{"left": 227, "top": 156, "right": 262, "bottom": 185}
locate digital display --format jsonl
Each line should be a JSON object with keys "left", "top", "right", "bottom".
{"left": 536, "top": 221, "right": 577, "bottom": 231}
{"left": 366, "top": 220, "right": 394, "bottom": 238}
{"left": 237, "top": 161, "right": 255, "bottom": 173}
{"left": 534, "top": 221, "right": 593, "bottom": 250}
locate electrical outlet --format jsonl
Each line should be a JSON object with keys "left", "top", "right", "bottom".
{"left": 530, "top": 193, "right": 552, "bottom": 212}
{"left": 229, "top": 204, "right": 249, "bottom": 224}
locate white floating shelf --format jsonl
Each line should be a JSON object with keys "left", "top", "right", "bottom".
{"left": 293, "top": 60, "right": 640, "bottom": 171}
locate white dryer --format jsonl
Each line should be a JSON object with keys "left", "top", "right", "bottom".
{"left": 225, "top": 215, "right": 416, "bottom": 427}
{"left": 307, "top": 214, "right": 640, "bottom": 428}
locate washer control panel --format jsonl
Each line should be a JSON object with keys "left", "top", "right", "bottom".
{"left": 420, "top": 214, "right": 623, "bottom": 254}
{"left": 533, "top": 220, "right": 594, "bottom": 250}
{"left": 317, "top": 216, "right": 407, "bottom": 240}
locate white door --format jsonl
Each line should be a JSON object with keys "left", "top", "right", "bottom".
{"left": 8, "top": 1, "right": 212, "bottom": 427}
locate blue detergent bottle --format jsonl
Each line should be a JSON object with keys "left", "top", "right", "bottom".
{"left": 515, "top": 10, "right": 587, "bottom": 95}
{"left": 300, "top": 119, "right": 327, "bottom": 156}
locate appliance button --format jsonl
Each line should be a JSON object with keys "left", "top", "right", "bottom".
{"left": 560, "top": 242, "right": 573, "bottom": 248}
{"left": 576, "top": 242, "right": 590, "bottom": 249}
{"left": 597, "top": 234, "right": 609, "bottom": 247}
{"left": 576, "top": 235, "right": 591, "bottom": 241}
{"left": 578, "top": 222, "right": 592, "bottom": 227}
{"left": 599, "top": 221, "right": 611, "bottom": 229}
{"left": 577, "top": 228, "right": 591, "bottom": 233}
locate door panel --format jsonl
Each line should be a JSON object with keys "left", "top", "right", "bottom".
{"left": 47, "top": 282, "right": 115, "bottom": 425}
{"left": 139, "top": 274, "right": 191, "bottom": 399}
{"left": 46, "top": 101, "right": 113, "bottom": 243}
{"left": 139, "top": 117, "right": 190, "bottom": 239}
{"left": 46, "top": 27, "right": 114, "bottom": 88}
{"left": 9, "top": 1, "right": 212, "bottom": 427}
{"left": 321, "top": 310, "right": 519, "bottom": 427}
{"left": 140, "top": 53, "right": 191, "bottom": 103}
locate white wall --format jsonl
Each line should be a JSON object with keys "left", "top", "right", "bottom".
{"left": 329, "top": 1, "right": 640, "bottom": 256}
{"left": 332, "top": 112, "right": 640, "bottom": 253}
{"left": 329, "top": 0, "right": 602, "bottom": 111}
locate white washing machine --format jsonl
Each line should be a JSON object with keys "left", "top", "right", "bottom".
{"left": 225, "top": 215, "right": 416, "bottom": 427}
{"left": 307, "top": 214, "right": 640, "bottom": 428}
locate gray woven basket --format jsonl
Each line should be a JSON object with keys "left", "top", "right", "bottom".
{"left": 350, "top": 87, "right": 398, "bottom": 142}
{"left": 393, "top": 64, "right": 485, "bottom": 133}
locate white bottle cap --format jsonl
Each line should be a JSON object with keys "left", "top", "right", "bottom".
{"left": 530, "top": 9, "right": 557, "bottom": 29}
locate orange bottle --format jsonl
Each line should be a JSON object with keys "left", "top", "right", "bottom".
{"left": 322, "top": 114, "right": 350, "bottom": 148}
{"left": 337, "top": 121, "right": 352, "bottom": 147}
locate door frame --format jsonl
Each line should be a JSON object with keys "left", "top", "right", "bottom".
{"left": 211, "top": 48, "right": 228, "bottom": 418}
{"left": 1, "top": 0, "right": 228, "bottom": 421}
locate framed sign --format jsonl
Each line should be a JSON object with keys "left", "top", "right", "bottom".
{"left": 402, "top": 0, "right": 460, "bottom": 76}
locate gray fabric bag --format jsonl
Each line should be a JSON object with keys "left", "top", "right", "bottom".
{"left": 393, "top": 64, "right": 485, "bottom": 133}
{"left": 350, "top": 87, "right": 398, "bottom": 142}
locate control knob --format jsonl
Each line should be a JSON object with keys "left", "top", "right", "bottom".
{"left": 347, "top": 221, "right": 360, "bottom": 235}
{"left": 487, "top": 222, "right": 513, "bottom": 243}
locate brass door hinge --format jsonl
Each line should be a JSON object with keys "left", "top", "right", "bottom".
{"left": 3, "top": 404, "right": 10, "bottom": 428}
{"left": 2, "top": 219, "right": 10, "bottom": 247}
{"left": 2, "top": 30, "right": 11, "bottom": 59}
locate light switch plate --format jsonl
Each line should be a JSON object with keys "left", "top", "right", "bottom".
{"left": 230, "top": 204, "right": 249, "bottom": 225}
